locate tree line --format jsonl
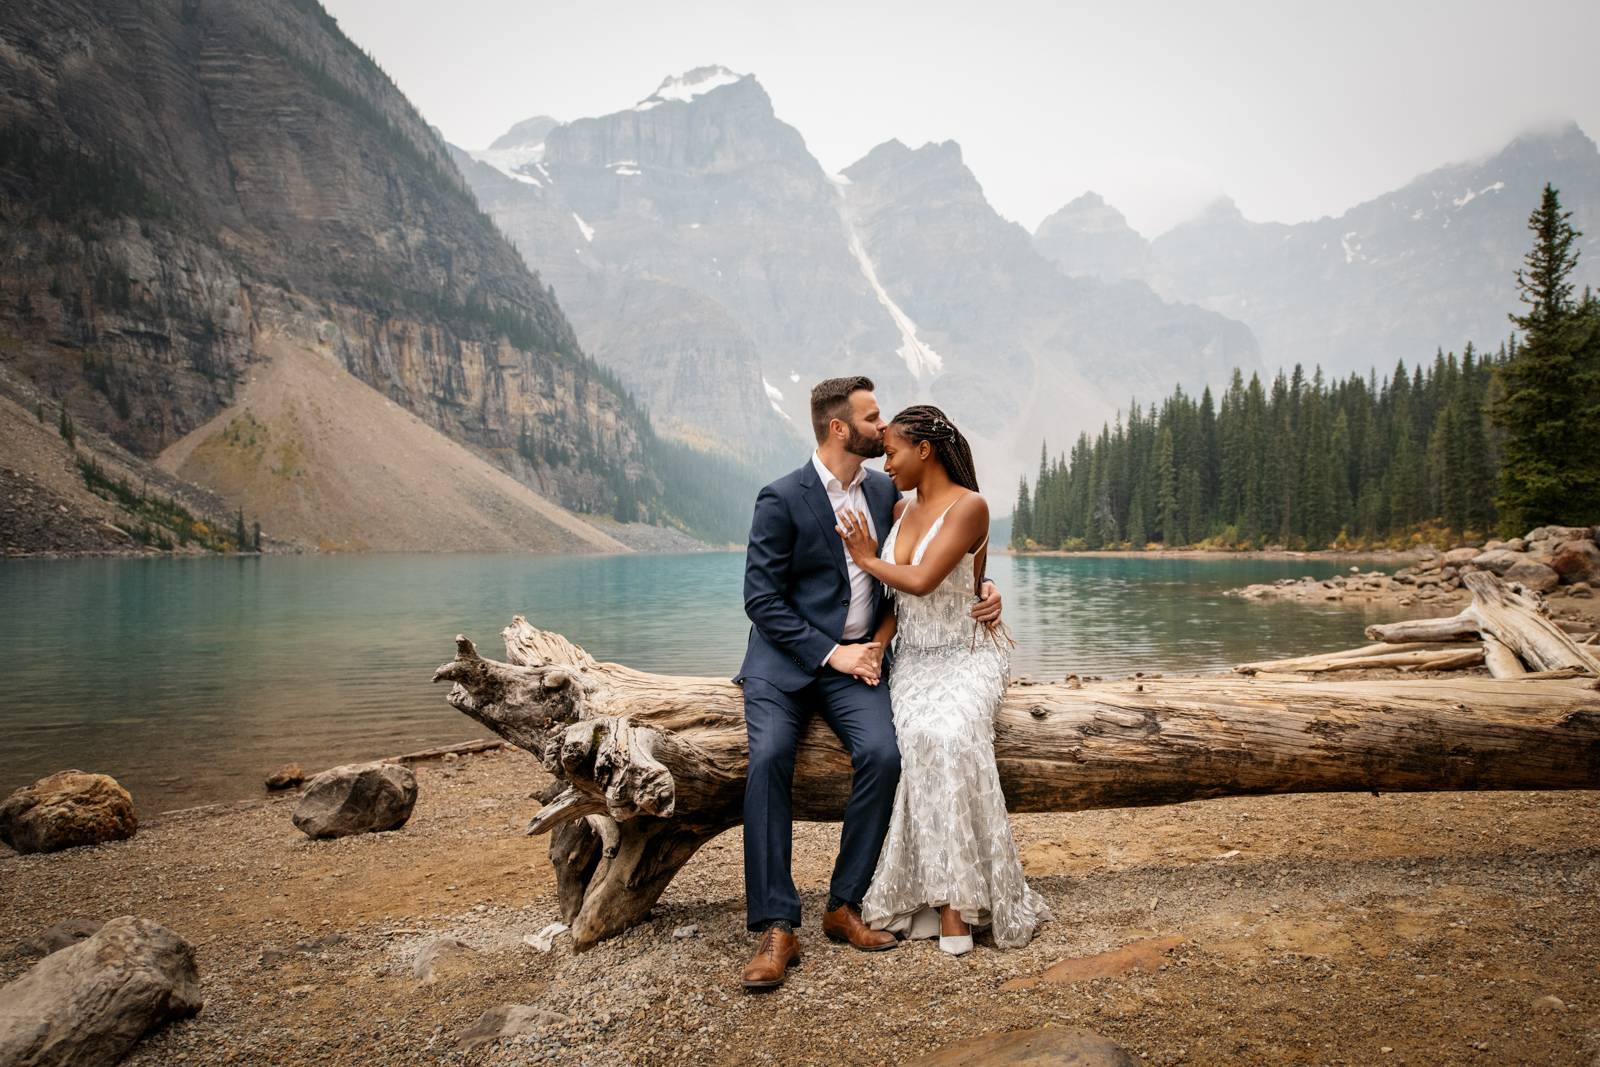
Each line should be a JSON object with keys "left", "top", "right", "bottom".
{"left": 1011, "top": 184, "right": 1600, "bottom": 550}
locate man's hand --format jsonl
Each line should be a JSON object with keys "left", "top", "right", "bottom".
{"left": 828, "top": 642, "right": 883, "bottom": 684}
{"left": 970, "top": 580, "right": 1002, "bottom": 624}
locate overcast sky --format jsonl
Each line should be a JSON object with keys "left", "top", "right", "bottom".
{"left": 322, "top": 0, "right": 1600, "bottom": 237}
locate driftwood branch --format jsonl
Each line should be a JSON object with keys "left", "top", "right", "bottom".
{"left": 434, "top": 582, "right": 1600, "bottom": 949}
{"left": 1241, "top": 572, "right": 1600, "bottom": 679}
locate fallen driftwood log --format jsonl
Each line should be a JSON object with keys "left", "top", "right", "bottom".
{"left": 433, "top": 607, "right": 1600, "bottom": 950}
{"left": 1237, "top": 572, "right": 1600, "bottom": 679}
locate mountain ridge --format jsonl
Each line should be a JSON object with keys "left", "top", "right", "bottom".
{"left": 1036, "top": 122, "right": 1600, "bottom": 376}
{"left": 459, "top": 69, "right": 1261, "bottom": 496}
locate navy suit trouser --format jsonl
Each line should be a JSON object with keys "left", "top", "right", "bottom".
{"left": 742, "top": 666, "right": 900, "bottom": 930}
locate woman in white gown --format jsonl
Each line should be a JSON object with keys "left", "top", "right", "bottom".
{"left": 834, "top": 405, "right": 1049, "bottom": 955}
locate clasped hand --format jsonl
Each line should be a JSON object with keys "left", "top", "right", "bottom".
{"left": 828, "top": 640, "right": 884, "bottom": 686}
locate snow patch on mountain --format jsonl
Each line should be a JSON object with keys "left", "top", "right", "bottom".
{"left": 1341, "top": 231, "right": 1366, "bottom": 264}
{"left": 573, "top": 213, "right": 594, "bottom": 243}
{"left": 468, "top": 144, "right": 547, "bottom": 186}
{"left": 761, "top": 377, "right": 791, "bottom": 421}
{"left": 833, "top": 191, "right": 945, "bottom": 379}
{"left": 634, "top": 66, "right": 744, "bottom": 110}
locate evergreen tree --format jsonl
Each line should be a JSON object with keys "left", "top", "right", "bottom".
{"left": 1011, "top": 476, "right": 1032, "bottom": 548}
{"left": 234, "top": 507, "right": 248, "bottom": 549}
{"left": 1493, "top": 184, "right": 1600, "bottom": 532}
{"left": 1155, "top": 426, "right": 1177, "bottom": 545}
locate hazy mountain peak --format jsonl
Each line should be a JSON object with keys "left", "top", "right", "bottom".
{"left": 634, "top": 65, "right": 748, "bottom": 110}
{"left": 1498, "top": 119, "right": 1596, "bottom": 162}
{"left": 1037, "top": 191, "right": 1134, "bottom": 236}
{"left": 1197, "top": 195, "right": 1245, "bottom": 222}
{"left": 489, "top": 115, "right": 561, "bottom": 151}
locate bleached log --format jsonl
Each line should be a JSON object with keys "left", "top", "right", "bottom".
{"left": 434, "top": 616, "right": 1600, "bottom": 949}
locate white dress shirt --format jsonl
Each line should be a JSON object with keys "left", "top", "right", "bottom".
{"left": 812, "top": 451, "right": 878, "bottom": 662}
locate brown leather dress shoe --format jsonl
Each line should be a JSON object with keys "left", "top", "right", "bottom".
{"left": 741, "top": 927, "right": 802, "bottom": 991}
{"left": 822, "top": 903, "right": 898, "bottom": 951}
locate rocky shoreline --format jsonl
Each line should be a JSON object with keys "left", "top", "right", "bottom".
{"left": 3, "top": 744, "right": 1597, "bottom": 1065}
{"left": 1228, "top": 524, "right": 1600, "bottom": 616}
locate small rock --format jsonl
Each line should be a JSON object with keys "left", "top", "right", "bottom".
{"left": 1530, "top": 525, "right": 1590, "bottom": 543}
{"left": 412, "top": 937, "right": 475, "bottom": 983}
{"left": 1001, "top": 936, "right": 1185, "bottom": 990}
{"left": 908, "top": 1025, "right": 1136, "bottom": 1066}
{"left": 6, "top": 918, "right": 105, "bottom": 961}
{"left": 672, "top": 924, "right": 699, "bottom": 940}
{"left": 291, "top": 761, "right": 416, "bottom": 839}
{"left": 458, "top": 1004, "right": 570, "bottom": 1052}
{"left": 0, "top": 770, "right": 137, "bottom": 853}
{"left": 0, "top": 917, "right": 201, "bottom": 1065}
{"left": 1568, "top": 582, "right": 1592, "bottom": 599}
{"left": 1503, "top": 557, "right": 1560, "bottom": 594}
{"left": 523, "top": 922, "right": 569, "bottom": 953}
{"left": 1469, "top": 548, "right": 1522, "bottom": 576}
{"left": 1533, "top": 994, "right": 1566, "bottom": 1013}
{"left": 264, "top": 763, "right": 304, "bottom": 790}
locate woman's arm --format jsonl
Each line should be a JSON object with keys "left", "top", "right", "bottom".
{"left": 857, "top": 608, "right": 897, "bottom": 686}
{"left": 838, "top": 494, "right": 989, "bottom": 597}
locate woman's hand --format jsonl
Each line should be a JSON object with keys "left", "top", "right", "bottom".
{"left": 856, "top": 642, "right": 885, "bottom": 686}
{"left": 835, "top": 508, "right": 879, "bottom": 567}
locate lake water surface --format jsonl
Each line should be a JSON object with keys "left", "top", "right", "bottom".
{"left": 0, "top": 552, "right": 1401, "bottom": 810}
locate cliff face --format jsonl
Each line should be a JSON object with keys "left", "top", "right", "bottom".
{"left": 837, "top": 140, "right": 1259, "bottom": 494}
{"left": 0, "top": 0, "right": 656, "bottom": 538}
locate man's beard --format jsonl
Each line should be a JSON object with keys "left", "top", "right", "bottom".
{"left": 845, "top": 426, "right": 884, "bottom": 459}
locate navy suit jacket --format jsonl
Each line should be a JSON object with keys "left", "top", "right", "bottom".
{"left": 736, "top": 460, "right": 901, "bottom": 692}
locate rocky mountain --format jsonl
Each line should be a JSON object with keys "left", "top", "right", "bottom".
{"left": 1034, "top": 192, "right": 1151, "bottom": 281}
{"left": 0, "top": 0, "right": 724, "bottom": 550}
{"left": 459, "top": 68, "right": 1260, "bottom": 494}
{"left": 1036, "top": 123, "right": 1600, "bottom": 377}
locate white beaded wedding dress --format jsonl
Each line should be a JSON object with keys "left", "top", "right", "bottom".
{"left": 859, "top": 507, "right": 1050, "bottom": 949}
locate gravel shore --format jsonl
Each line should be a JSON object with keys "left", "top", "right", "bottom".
{"left": 3, "top": 746, "right": 1597, "bottom": 1065}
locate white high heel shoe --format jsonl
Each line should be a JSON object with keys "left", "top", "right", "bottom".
{"left": 938, "top": 933, "right": 974, "bottom": 956}
{"left": 938, "top": 908, "right": 974, "bottom": 955}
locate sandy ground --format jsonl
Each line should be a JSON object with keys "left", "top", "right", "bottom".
{"left": 3, "top": 747, "right": 1597, "bottom": 1066}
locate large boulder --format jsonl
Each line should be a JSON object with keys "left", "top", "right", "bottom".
{"left": 291, "top": 761, "right": 416, "bottom": 839}
{"left": 1442, "top": 547, "right": 1480, "bottom": 567}
{"left": 1468, "top": 548, "right": 1522, "bottom": 576}
{"left": 0, "top": 772, "right": 137, "bottom": 854}
{"left": 1503, "top": 558, "right": 1560, "bottom": 593}
{"left": 1550, "top": 539, "right": 1600, "bottom": 585}
{"left": 0, "top": 916, "right": 201, "bottom": 1067}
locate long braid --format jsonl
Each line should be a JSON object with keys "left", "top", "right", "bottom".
{"left": 888, "top": 405, "right": 980, "bottom": 492}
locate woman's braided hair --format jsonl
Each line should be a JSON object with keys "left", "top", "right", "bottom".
{"left": 889, "top": 405, "right": 980, "bottom": 492}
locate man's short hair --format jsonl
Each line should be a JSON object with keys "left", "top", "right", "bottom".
{"left": 809, "top": 375, "right": 874, "bottom": 444}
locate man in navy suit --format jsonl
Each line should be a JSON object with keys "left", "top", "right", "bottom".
{"left": 736, "top": 376, "right": 1003, "bottom": 990}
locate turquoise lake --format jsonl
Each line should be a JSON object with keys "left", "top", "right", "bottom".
{"left": 0, "top": 552, "right": 1404, "bottom": 810}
